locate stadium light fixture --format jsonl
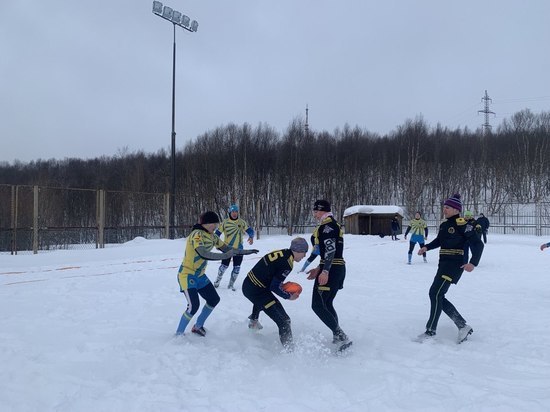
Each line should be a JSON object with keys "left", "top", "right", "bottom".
{"left": 181, "top": 15, "right": 191, "bottom": 29}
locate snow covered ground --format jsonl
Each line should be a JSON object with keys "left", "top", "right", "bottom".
{"left": 1, "top": 233, "right": 549, "bottom": 412}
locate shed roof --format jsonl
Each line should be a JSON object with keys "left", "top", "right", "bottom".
{"left": 344, "top": 205, "right": 404, "bottom": 217}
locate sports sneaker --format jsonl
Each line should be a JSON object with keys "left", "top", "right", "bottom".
{"left": 337, "top": 339, "right": 353, "bottom": 352}
{"left": 332, "top": 328, "right": 348, "bottom": 344}
{"left": 333, "top": 333, "right": 353, "bottom": 352}
{"left": 248, "top": 319, "right": 263, "bottom": 330}
{"left": 191, "top": 325, "right": 206, "bottom": 337}
{"left": 213, "top": 280, "right": 220, "bottom": 288}
{"left": 228, "top": 283, "right": 236, "bottom": 291}
{"left": 457, "top": 324, "right": 473, "bottom": 344}
{"left": 414, "top": 330, "right": 436, "bottom": 342}
{"left": 423, "top": 257, "right": 428, "bottom": 263}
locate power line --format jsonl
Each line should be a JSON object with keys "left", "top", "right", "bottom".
{"left": 492, "top": 95, "right": 550, "bottom": 104}
{"left": 445, "top": 102, "right": 481, "bottom": 124}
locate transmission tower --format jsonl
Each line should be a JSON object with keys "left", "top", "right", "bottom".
{"left": 478, "top": 90, "right": 496, "bottom": 135}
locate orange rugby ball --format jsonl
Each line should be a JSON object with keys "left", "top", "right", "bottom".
{"left": 282, "top": 281, "right": 302, "bottom": 295}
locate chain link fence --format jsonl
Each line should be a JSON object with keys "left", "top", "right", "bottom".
{"left": 2, "top": 183, "right": 550, "bottom": 254}
{"left": 401, "top": 201, "right": 550, "bottom": 237}
{"left": 0, "top": 185, "right": 177, "bottom": 254}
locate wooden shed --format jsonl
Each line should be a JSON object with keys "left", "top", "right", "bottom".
{"left": 343, "top": 205, "right": 404, "bottom": 236}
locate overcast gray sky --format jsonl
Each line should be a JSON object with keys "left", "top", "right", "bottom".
{"left": 2, "top": 0, "right": 550, "bottom": 163}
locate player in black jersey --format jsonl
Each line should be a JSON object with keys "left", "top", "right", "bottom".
{"left": 306, "top": 199, "right": 352, "bottom": 351}
{"left": 416, "top": 194, "right": 484, "bottom": 344}
{"left": 242, "top": 237, "right": 308, "bottom": 350}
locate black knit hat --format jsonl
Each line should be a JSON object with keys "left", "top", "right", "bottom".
{"left": 200, "top": 211, "right": 220, "bottom": 224}
{"left": 313, "top": 199, "right": 331, "bottom": 212}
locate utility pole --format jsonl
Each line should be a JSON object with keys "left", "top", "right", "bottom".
{"left": 305, "top": 104, "right": 309, "bottom": 138}
{"left": 478, "top": 90, "right": 496, "bottom": 135}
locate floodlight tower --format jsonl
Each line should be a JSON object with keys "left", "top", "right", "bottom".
{"left": 152, "top": 1, "right": 198, "bottom": 239}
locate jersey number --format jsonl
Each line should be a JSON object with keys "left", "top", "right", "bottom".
{"left": 267, "top": 250, "right": 284, "bottom": 262}
{"left": 324, "top": 238, "right": 336, "bottom": 253}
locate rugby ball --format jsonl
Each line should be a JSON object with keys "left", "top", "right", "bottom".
{"left": 282, "top": 281, "right": 302, "bottom": 295}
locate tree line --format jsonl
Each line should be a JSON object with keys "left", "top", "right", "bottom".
{"left": 1, "top": 109, "right": 550, "bottom": 229}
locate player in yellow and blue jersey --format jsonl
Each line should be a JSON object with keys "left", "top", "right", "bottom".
{"left": 404, "top": 211, "right": 429, "bottom": 264}
{"left": 213, "top": 204, "right": 255, "bottom": 291}
{"left": 175, "top": 211, "right": 258, "bottom": 337}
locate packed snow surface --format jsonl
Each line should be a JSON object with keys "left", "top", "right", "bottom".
{"left": 1, "top": 234, "right": 549, "bottom": 411}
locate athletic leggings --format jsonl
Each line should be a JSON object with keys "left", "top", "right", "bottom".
{"left": 242, "top": 277, "right": 292, "bottom": 348}
{"left": 184, "top": 282, "right": 220, "bottom": 317}
{"left": 311, "top": 265, "right": 346, "bottom": 335}
{"left": 408, "top": 241, "right": 426, "bottom": 256}
{"left": 221, "top": 254, "right": 244, "bottom": 267}
{"left": 426, "top": 265, "right": 466, "bottom": 332}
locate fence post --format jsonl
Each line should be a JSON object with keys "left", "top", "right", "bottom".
{"left": 287, "top": 201, "right": 293, "bottom": 236}
{"left": 97, "top": 190, "right": 105, "bottom": 248}
{"left": 536, "top": 199, "right": 541, "bottom": 237}
{"left": 33, "top": 185, "right": 39, "bottom": 254}
{"left": 96, "top": 190, "right": 99, "bottom": 248}
{"left": 256, "top": 198, "right": 261, "bottom": 240}
{"left": 11, "top": 185, "right": 17, "bottom": 255}
{"left": 164, "top": 193, "right": 170, "bottom": 239}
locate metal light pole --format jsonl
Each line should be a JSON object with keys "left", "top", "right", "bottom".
{"left": 152, "top": 1, "right": 198, "bottom": 239}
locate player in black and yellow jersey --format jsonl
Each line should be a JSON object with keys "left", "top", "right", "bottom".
{"left": 416, "top": 194, "right": 484, "bottom": 344}
{"left": 306, "top": 199, "right": 352, "bottom": 351}
{"left": 463, "top": 210, "right": 482, "bottom": 264}
{"left": 175, "top": 211, "right": 258, "bottom": 337}
{"left": 242, "top": 237, "right": 308, "bottom": 350}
